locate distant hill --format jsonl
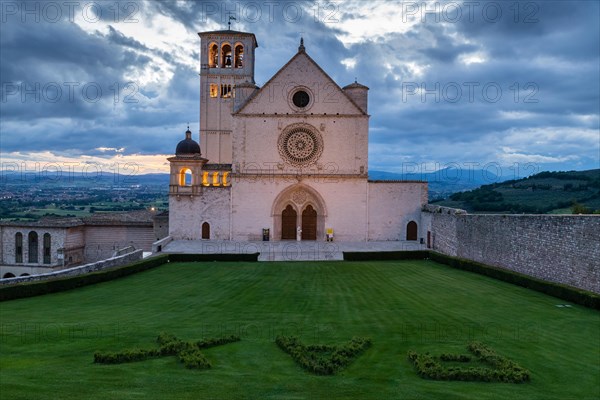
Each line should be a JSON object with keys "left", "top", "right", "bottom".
{"left": 4, "top": 168, "right": 598, "bottom": 213}
{"left": 369, "top": 168, "right": 514, "bottom": 200}
{"left": 431, "top": 169, "right": 600, "bottom": 214}
{"left": 2, "top": 168, "right": 508, "bottom": 198}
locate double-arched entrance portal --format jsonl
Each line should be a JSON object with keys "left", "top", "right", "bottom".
{"left": 281, "top": 204, "right": 317, "bottom": 240}
{"left": 273, "top": 185, "right": 326, "bottom": 241}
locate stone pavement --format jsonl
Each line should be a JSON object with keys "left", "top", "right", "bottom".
{"left": 163, "top": 240, "right": 426, "bottom": 261}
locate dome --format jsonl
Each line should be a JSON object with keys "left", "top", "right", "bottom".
{"left": 175, "top": 127, "right": 201, "bottom": 156}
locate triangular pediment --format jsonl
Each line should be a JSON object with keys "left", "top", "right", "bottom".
{"left": 235, "top": 51, "right": 366, "bottom": 116}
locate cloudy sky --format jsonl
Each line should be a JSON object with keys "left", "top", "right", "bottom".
{"left": 1, "top": 0, "right": 599, "bottom": 177}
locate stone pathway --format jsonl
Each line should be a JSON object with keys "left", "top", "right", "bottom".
{"left": 163, "top": 240, "right": 426, "bottom": 261}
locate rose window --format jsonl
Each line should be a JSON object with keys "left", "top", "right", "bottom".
{"left": 278, "top": 125, "right": 323, "bottom": 167}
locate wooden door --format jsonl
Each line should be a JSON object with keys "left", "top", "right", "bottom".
{"left": 302, "top": 205, "right": 317, "bottom": 240}
{"left": 406, "top": 221, "right": 418, "bottom": 241}
{"left": 281, "top": 205, "right": 297, "bottom": 240}
{"left": 202, "top": 222, "right": 210, "bottom": 239}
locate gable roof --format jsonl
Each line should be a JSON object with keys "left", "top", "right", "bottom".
{"left": 234, "top": 48, "right": 367, "bottom": 115}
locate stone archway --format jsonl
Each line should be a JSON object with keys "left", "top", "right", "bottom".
{"left": 272, "top": 184, "right": 327, "bottom": 241}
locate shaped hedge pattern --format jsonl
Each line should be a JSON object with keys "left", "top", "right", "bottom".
{"left": 94, "top": 332, "right": 240, "bottom": 370}
{"left": 407, "top": 342, "right": 530, "bottom": 383}
{"left": 276, "top": 335, "right": 372, "bottom": 375}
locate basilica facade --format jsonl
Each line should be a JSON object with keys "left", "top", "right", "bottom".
{"left": 167, "top": 29, "right": 427, "bottom": 242}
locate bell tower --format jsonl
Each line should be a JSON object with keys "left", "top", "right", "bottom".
{"left": 198, "top": 29, "right": 258, "bottom": 164}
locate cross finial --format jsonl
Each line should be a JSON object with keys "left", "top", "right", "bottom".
{"left": 298, "top": 37, "right": 305, "bottom": 52}
{"left": 226, "top": 13, "right": 236, "bottom": 30}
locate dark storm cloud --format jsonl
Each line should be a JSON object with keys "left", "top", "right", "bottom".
{"left": 453, "top": 0, "right": 599, "bottom": 61}
{"left": 1, "top": 0, "right": 598, "bottom": 172}
{"left": 0, "top": 17, "right": 151, "bottom": 119}
{"left": 337, "top": 1, "right": 599, "bottom": 171}
{"left": 418, "top": 25, "right": 478, "bottom": 63}
{"left": 106, "top": 25, "right": 148, "bottom": 51}
{"left": 0, "top": 4, "right": 199, "bottom": 157}
{"left": 144, "top": 0, "right": 351, "bottom": 84}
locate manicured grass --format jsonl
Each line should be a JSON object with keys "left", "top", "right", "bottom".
{"left": 1, "top": 260, "right": 598, "bottom": 399}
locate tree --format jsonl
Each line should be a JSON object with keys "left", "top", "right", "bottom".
{"left": 571, "top": 202, "right": 592, "bottom": 214}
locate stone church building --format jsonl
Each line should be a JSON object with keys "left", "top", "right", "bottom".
{"left": 167, "top": 29, "right": 427, "bottom": 242}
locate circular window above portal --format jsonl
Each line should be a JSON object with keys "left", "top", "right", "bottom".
{"left": 288, "top": 87, "right": 314, "bottom": 112}
{"left": 278, "top": 124, "right": 323, "bottom": 168}
{"left": 292, "top": 90, "right": 310, "bottom": 108}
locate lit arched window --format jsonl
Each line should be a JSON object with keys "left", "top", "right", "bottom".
{"left": 221, "top": 84, "right": 232, "bottom": 98}
{"left": 28, "top": 231, "right": 38, "bottom": 263}
{"left": 234, "top": 44, "right": 244, "bottom": 68}
{"left": 43, "top": 233, "right": 51, "bottom": 264}
{"left": 208, "top": 42, "right": 218, "bottom": 67}
{"left": 209, "top": 84, "right": 218, "bottom": 98}
{"left": 406, "top": 221, "right": 418, "bottom": 241}
{"left": 222, "top": 172, "right": 230, "bottom": 186}
{"left": 212, "top": 172, "right": 220, "bottom": 186}
{"left": 179, "top": 168, "right": 193, "bottom": 187}
{"left": 221, "top": 43, "right": 232, "bottom": 68}
{"left": 15, "top": 233, "right": 23, "bottom": 263}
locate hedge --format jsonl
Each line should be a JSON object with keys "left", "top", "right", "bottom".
{"left": 94, "top": 332, "right": 240, "bottom": 370}
{"left": 275, "top": 335, "right": 372, "bottom": 375}
{"left": 407, "top": 342, "right": 530, "bottom": 383}
{"left": 168, "top": 253, "right": 260, "bottom": 262}
{"left": 427, "top": 252, "right": 600, "bottom": 310}
{"left": 343, "top": 251, "right": 429, "bottom": 261}
{"left": 0, "top": 252, "right": 262, "bottom": 302}
{"left": 342, "top": 250, "right": 600, "bottom": 310}
{"left": 0, "top": 255, "right": 169, "bottom": 302}
{"left": 3, "top": 249, "right": 597, "bottom": 310}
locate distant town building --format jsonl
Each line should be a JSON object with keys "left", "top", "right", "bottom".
{"left": 0, "top": 210, "right": 165, "bottom": 278}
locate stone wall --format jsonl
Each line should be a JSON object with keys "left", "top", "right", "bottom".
{"left": 0, "top": 249, "right": 143, "bottom": 286}
{"left": 423, "top": 206, "right": 600, "bottom": 293}
{"left": 0, "top": 226, "right": 68, "bottom": 268}
{"left": 421, "top": 205, "right": 466, "bottom": 255}
{"left": 153, "top": 213, "right": 169, "bottom": 241}
{"left": 83, "top": 225, "right": 155, "bottom": 262}
{"left": 168, "top": 187, "right": 231, "bottom": 240}
{"left": 368, "top": 181, "right": 428, "bottom": 241}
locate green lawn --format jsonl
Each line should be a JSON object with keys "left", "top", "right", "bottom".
{"left": 1, "top": 261, "right": 598, "bottom": 399}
